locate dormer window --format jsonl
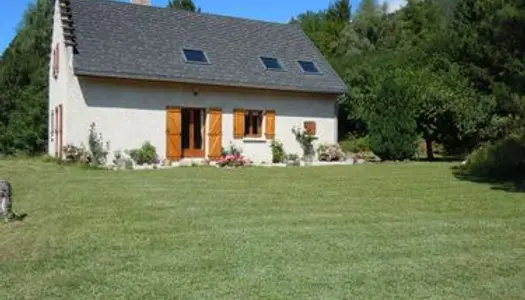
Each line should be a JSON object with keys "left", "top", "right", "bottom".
{"left": 260, "top": 56, "right": 283, "bottom": 71}
{"left": 182, "top": 49, "right": 209, "bottom": 64}
{"left": 298, "top": 60, "right": 321, "bottom": 74}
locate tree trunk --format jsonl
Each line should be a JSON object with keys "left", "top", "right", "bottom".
{"left": 426, "top": 138, "right": 434, "bottom": 161}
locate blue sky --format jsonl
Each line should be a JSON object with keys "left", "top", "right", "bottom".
{"left": 0, "top": 0, "right": 404, "bottom": 54}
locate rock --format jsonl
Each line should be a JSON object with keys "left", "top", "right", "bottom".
{"left": 0, "top": 180, "right": 12, "bottom": 219}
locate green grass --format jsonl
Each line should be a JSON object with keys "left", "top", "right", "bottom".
{"left": 1, "top": 159, "right": 524, "bottom": 300}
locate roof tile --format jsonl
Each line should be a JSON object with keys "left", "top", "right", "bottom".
{"left": 69, "top": 0, "right": 348, "bottom": 94}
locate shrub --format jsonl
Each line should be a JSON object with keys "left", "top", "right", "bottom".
{"left": 62, "top": 143, "right": 90, "bottom": 164}
{"left": 292, "top": 127, "right": 317, "bottom": 158}
{"left": 217, "top": 153, "right": 250, "bottom": 168}
{"left": 112, "top": 150, "right": 134, "bottom": 170}
{"left": 88, "top": 122, "right": 110, "bottom": 166}
{"left": 317, "top": 143, "right": 346, "bottom": 161}
{"left": 462, "top": 134, "right": 525, "bottom": 180}
{"left": 365, "top": 77, "right": 418, "bottom": 161}
{"left": 270, "top": 139, "right": 285, "bottom": 163}
{"left": 128, "top": 141, "right": 159, "bottom": 165}
{"left": 339, "top": 136, "right": 370, "bottom": 153}
{"left": 222, "top": 143, "right": 242, "bottom": 157}
{"left": 284, "top": 153, "right": 300, "bottom": 167}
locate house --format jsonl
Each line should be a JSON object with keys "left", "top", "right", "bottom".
{"left": 48, "top": 0, "right": 347, "bottom": 164}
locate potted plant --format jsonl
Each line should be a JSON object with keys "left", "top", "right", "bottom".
{"left": 292, "top": 127, "right": 317, "bottom": 166}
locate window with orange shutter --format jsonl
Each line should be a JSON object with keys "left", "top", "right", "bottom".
{"left": 244, "top": 110, "right": 263, "bottom": 138}
{"left": 304, "top": 121, "right": 316, "bottom": 135}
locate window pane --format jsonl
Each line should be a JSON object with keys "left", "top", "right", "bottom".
{"left": 298, "top": 60, "right": 320, "bottom": 73}
{"left": 183, "top": 49, "right": 208, "bottom": 63}
{"left": 181, "top": 109, "right": 190, "bottom": 149}
{"left": 252, "top": 114, "right": 259, "bottom": 136}
{"left": 261, "top": 57, "right": 283, "bottom": 70}
{"left": 244, "top": 114, "right": 250, "bottom": 136}
{"left": 194, "top": 110, "right": 203, "bottom": 149}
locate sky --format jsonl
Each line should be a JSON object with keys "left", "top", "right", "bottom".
{"left": 0, "top": 0, "right": 405, "bottom": 54}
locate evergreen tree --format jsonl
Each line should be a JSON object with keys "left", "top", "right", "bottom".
{"left": 449, "top": 0, "right": 525, "bottom": 139}
{"left": 0, "top": 0, "right": 52, "bottom": 155}
{"left": 327, "top": 0, "right": 351, "bottom": 23}
{"left": 167, "top": 0, "right": 201, "bottom": 12}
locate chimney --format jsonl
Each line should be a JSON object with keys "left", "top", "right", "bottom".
{"left": 130, "top": 0, "right": 151, "bottom": 5}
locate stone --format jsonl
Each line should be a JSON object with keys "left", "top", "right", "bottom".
{"left": 0, "top": 180, "right": 12, "bottom": 219}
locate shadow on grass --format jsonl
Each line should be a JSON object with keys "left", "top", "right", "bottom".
{"left": 452, "top": 166, "right": 525, "bottom": 193}
{"left": 415, "top": 155, "right": 466, "bottom": 163}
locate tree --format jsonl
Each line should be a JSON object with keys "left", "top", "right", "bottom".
{"left": 167, "top": 0, "right": 201, "bottom": 12}
{"left": 365, "top": 71, "right": 419, "bottom": 161}
{"left": 0, "top": 0, "right": 52, "bottom": 155}
{"left": 327, "top": 0, "right": 351, "bottom": 23}
{"left": 449, "top": 0, "right": 525, "bottom": 139}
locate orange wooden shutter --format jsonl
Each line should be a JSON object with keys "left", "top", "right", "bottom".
{"left": 233, "top": 109, "right": 244, "bottom": 139}
{"left": 208, "top": 108, "right": 222, "bottom": 161}
{"left": 304, "top": 121, "right": 316, "bottom": 135}
{"left": 166, "top": 107, "right": 182, "bottom": 160}
{"left": 265, "top": 110, "right": 275, "bottom": 139}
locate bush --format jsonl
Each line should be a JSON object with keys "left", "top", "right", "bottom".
{"left": 62, "top": 143, "right": 90, "bottom": 164}
{"left": 112, "top": 150, "right": 134, "bottom": 170}
{"left": 339, "top": 136, "right": 371, "bottom": 153}
{"left": 292, "top": 127, "right": 317, "bottom": 158}
{"left": 217, "top": 153, "right": 250, "bottom": 168}
{"left": 365, "top": 77, "right": 418, "bottom": 161}
{"left": 128, "top": 141, "right": 159, "bottom": 165}
{"left": 284, "top": 153, "right": 300, "bottom": 167}
{"left": 317, "top": 143, "right": 346, "bottom": 161}
{"left": 462, "top": 134, "right": 525, "bottom": 180}
{"left": 270, "top": 140, "right": 285, "bottom": 163}
{"left": 88, "top": 122, "right": 110, "bottom": 166}
{"left": 222, "top": 143, "right": 242, "bottom": 157}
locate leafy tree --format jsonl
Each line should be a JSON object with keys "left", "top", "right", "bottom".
{"left": 0, "top": 0, "right": 52, "bottom": 155}
{"left": 449, "top": 0, "right": 525, "bottom": 138}
{"left": 327, "top": 0, "right": 351, "bottom": 23}
{"left": 167, "top": 0, "right": 201, "bottom": 12}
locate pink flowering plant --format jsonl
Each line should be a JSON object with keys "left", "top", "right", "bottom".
{"left": 217, "top": 143, "right": 250, "bottom": 167}
{"left": 217, "top": 153, "right": 250, "bottom": 167}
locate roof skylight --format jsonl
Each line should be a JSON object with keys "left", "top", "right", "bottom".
{"left": 298, "top": 60, "right": 320, "bottom": 74}
{"left": 183, "top": 49, "right": 209, "bottom": 64}
{"left": 260, "top": 56, "right": 283, "bottom": 70}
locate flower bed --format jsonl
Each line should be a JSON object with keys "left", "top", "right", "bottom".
{"left": 216, "top": 153, "right": 250, "bottom": 168}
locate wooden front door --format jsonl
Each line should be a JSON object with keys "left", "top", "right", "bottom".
{"left": 181, "top": 108, "right": 205, "bottom": 158}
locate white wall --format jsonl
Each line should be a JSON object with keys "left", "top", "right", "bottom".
{"left": 48, "top": 0, "right": 75, "bottom": 156}
{"left": 65, "top": 76, "right": 338, "bottom": 164}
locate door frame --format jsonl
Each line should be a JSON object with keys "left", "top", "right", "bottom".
{"left": 181, "top": 107, "right": 206, "bottom": 158}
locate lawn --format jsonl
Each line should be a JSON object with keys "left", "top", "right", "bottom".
{"left": 1, "top": 159, "right": 524, "bottom": 300}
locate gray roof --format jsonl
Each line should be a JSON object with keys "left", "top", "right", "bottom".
{"left": 68, "top": 0, "right": 347, "bottom": 94}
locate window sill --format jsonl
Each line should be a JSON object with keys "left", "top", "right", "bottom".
{"left": 242, "top": 137, "right": 267, "bottom": 143}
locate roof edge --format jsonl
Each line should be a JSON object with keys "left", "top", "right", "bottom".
{"left": 73, "top": 68, "right": 348, "bottom": 95}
